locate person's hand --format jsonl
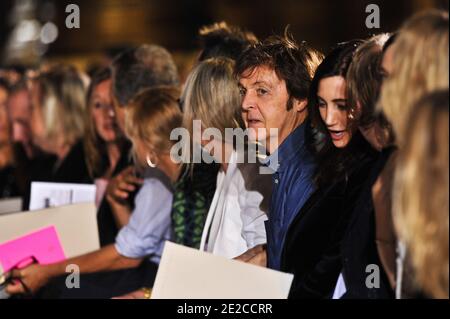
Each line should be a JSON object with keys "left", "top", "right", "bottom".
{"left": 112, "top": 288, "right": 151, "bottom": 299}
{"left": 234, "top": 244, "right": 266, "bottom": 266}
{"left": 246, "top": 250, "right": 267, "bottom": 267}
{"left": 106, "top": 166, "right": 143, "bottom": 203}
{"left": 5, "top": 263, "right": 51, "bottom": 296}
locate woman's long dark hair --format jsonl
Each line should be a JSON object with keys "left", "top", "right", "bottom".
{"left": 84, "top": 68, "right": 125, "bottom": 179}
{"left": 307, "top": 40, "right": 369, "bottom": 188}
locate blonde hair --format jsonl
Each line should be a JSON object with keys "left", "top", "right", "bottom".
{"left": 393, "top": 90, "right": 449, "bottom": 298}
{"left": 181, "top": 57, "right": 245, "bottom": 143}
{"left": 125, "top": 86, "right": 182, "bottom": 164}
{"left": 36, "top": 64, "right": 86, "bottom": 147}
{"left": 378, "top": 10, "right": 449, "bottom": 146}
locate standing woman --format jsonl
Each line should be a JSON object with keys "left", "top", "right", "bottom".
{"left": 181, "top": 57, "right": 272, "bottom": 260}
{"left": 281, "top": 41, "right": 382, "bottom": 298}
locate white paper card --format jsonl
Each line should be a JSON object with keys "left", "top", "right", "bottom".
{"left": 29, "top": 182, "right": 96, "bottom": 210}
{"left": 152, "top": 242, "right": 293, "bottom": 299}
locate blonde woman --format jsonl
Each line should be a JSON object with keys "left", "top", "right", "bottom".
{"left": 378, "top": 10, "right": 448, "bottom": 146}
{"left": 393, "top": 90, "right": 449, "bottom": 299}
{"left": 6, "top": 87, "right": 182, "bottom": 298}
{"left": 27, "top": 64, "right": 91, "bottom": 185}
{"left": 377, "top": 9, "right": 449, "bottom": 297}
{"left": 181, "top": 57, "right": 271, "bottom": 261}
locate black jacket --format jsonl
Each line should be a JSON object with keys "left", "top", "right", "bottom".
{"left": 281, "top": 137, "right": 377, "bottom": 299}
{"left": 340, "top": 148, "right": 395, "bottom": 299}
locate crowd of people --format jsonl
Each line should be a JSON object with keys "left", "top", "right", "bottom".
{"left": 0, "top": 10, "right": 448, "bottom": 299}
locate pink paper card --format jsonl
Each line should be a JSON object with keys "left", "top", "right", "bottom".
{"left": 0, "top": 226, "right": 66, "bottom": 273}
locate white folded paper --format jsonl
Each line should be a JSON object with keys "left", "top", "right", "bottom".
{"left": 29, "top": 182, "right": 96, "bottom": 210}
{"left": 152, "top": 242, "right": 293, "bottom": 299}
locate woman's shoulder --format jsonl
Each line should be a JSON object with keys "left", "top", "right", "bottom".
{"left": 141, "top": 168, "right": 173, "bottom": 193}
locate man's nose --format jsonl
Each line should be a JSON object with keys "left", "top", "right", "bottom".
{"left": 242, "top": 91, "right": 255, "bottom": 111}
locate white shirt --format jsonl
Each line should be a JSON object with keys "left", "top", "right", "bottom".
{"left": 199, "top": 150, "right": 268, "bottom": 259}
{"left": 332, "top": 272, "right": 347, "bottom": 299}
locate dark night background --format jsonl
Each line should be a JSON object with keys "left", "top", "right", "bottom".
{"left": 0, "top": 0, "right": 448, "bottom": 76}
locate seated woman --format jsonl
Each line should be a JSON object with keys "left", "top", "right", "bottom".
{"left": 5, "top": 87, "right": 183, "bottom": 298}
{"left": 280, "top": 40, "right": 383, "bottom": 298}
{"left": 0, "top": 78, "right": 21, "bottom": 198}
{"left": 83, "top": 68, "right": 134, "bottom": 246}
{"left": 393, "top": 90, "right": 449, "bottom": 299}
{"left": 377, "top": 10, "right": 448, "bottom": 298}
{"left": 336, "top": 34, "right": 396, "bottom": 299}
{"left": 27, "top": 65, "right": 91, "bottom": 185}
{"left": 181, "top": 57, "right": 272, "bottom": 260}
{"left": 83, "top": 68, "right": 127, "bottom": 208}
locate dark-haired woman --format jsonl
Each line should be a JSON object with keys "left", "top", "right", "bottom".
{"left": 280, "top": 40, "right": 382, "bottom": 298}
{"left": 84, "top": 68, "right": 127, "bottom": 207}
{"left": 335, "top": 34, "right": 396, "bottom": 299}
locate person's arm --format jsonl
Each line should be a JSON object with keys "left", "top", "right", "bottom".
{"left": 234, "top": 244, "right": 267, "bottom": 267}
{"left": 108, "top": 197, "right": 132, "bottom": 228}
{"left": 112, "top": 288, "right": 151, "bottom": 299}
{"left": 237, "top": 172, "right": 269, "bottom": 251}
{"left": 114, "top": 176, "right": 173, "bottom": 261}
{"left": 6, "top": 244, "right": 142, "bottom": 295}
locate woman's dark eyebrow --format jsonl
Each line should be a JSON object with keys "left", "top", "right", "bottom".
{"left": 317, "top": 95, "right": 326, "bottom": 102}
{"left": 332, "top": 98, "right": 347, "bottom": 103}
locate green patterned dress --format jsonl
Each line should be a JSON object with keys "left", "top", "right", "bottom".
{"left": 171, "top": 162, "right": 219, "bottom": 249}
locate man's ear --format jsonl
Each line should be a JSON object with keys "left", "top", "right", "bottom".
{"left": 293, "top": 98, "right": 308, "bottom": 113}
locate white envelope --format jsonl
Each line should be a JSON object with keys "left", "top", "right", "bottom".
{"left": 0, "top": 203, "right": 99, "bottom": 258}
{"left": 152, "top": 242, "right": 293, "bottom": 299}
{"left": 29, "top": 182, "right": 96, "bottom": 211}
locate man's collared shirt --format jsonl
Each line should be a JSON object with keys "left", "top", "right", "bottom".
{"left": 264, "top": 121, "right": 316, "bottom": 270}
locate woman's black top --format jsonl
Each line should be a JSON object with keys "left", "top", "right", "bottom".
{"left": 0, "top": 166, "right": 21, "bottom": 198}
{"left": 281, "top": 133, "right": 378, "bottom": 299}
{"left": 340, "top": 147, "right": 395, "bottom": 299}
{"left": 23, "top": 140, "right": 92, "bottom": 209}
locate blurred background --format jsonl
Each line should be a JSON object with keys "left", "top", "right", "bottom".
{"left": 0, "top": 0, "right": 448, "bottom": 79}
